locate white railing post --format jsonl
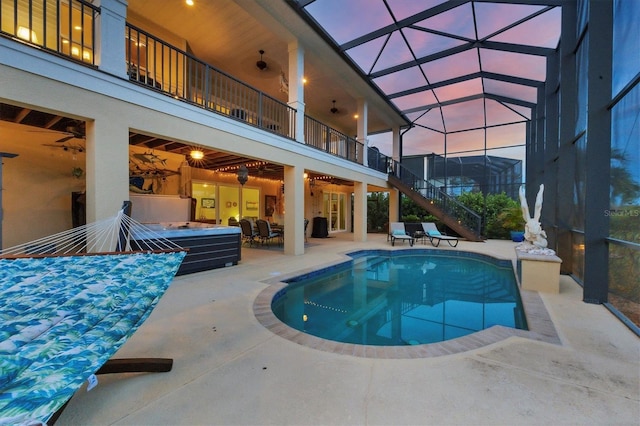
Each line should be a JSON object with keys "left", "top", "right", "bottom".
{"left": 94, "top": 0, "right": 128, "bottom": 78}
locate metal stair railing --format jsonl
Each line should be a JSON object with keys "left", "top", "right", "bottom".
{"left": 390, "top": 161, "right": 482, "bottom": 239}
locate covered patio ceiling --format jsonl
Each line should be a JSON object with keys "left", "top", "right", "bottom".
{"left": 0, "top": 103, "right": 353, "bottom": 185}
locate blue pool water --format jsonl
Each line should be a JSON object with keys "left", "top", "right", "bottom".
{"left": 272, "top": 250, "right": 527, "bottom": 346}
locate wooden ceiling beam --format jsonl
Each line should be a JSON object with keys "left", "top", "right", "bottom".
{"left": 13, "top": 108, "right": 31, "bottom": 124}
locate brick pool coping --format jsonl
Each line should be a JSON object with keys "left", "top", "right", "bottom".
{"left": 253, "top": 252, "right": 562, "bottom": 359}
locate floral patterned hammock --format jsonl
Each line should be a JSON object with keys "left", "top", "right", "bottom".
{"left": 0, "top": 205, "right": 186, "bottom": 425}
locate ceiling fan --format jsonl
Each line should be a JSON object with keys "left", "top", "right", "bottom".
{"left": 29, "top": 120, "right": 86, "bottom": 143}
{"left": 330, "top": 100, "right": 347, "bottom": 116}
{"left": 256, "top": 163, "right": 278, "bottom": 175}
{"left": 42, "top": 142, "right": 85, "bottom": 154}
{"left": 256, "top": 50, "right": 267, "bottom": 71}
{"left": 55, "top": 124, "right": 85, "bottom": 143}
{"left": 243, "top": 49, "right": 280, "bottom": 79}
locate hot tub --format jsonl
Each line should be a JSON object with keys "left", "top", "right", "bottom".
{"left": 132, "top": 222, "right": 241, "bottom": 275}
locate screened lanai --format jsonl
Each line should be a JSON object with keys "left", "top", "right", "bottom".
{"left": 291, "top": 0, "right": 640, "bottom": 332}
{"left": 292, "top": 0, "right": 561, "bottom": 184}
{"left": 403, "top": 153, "right": 523, "bottom": 198}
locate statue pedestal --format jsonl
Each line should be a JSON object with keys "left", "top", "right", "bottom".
{"left": 515, "top": 247, "right": 562, "bottom": 294}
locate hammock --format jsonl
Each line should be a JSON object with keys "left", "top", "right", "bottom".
{"left": 0, "top": 203, "right": 187, "bottom": 425}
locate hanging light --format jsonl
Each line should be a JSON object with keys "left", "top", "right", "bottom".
{"left": 237, "top": 165, "right": 249, "bottom": 185}
{"left": 309, "top": 178, "right": 315, "bottom": 196}
{"left": 190, "top": 149, "right": 204, "bottom": 160}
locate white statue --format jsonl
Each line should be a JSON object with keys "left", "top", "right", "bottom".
{"left": 519, "top": 184, "right": 548, "bottom": 248}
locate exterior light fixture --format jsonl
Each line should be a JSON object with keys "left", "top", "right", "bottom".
{"left": 190, "top": 149, "right": 204, "bottom": 160}
{"left": 237, "top": 165, "right": 249, "bottom": 186}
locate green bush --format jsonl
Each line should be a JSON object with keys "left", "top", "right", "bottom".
{"left": 401, "top": 214, "right": 421, "bottom": 223}
{"left": 457, "top": 192, "right": 522, "bottom": 239}
{"left": 367, "top": 192, "right": 388, "bottom": 232}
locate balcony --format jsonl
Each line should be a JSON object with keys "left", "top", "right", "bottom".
{"left": 0, "top": 0, "right": 98, "bottom": 65}
{"left": 1, "top": 0, "right": 387, "bottom": 172}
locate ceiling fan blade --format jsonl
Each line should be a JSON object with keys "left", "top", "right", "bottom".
{"left": 56, "top": 135, "right": 74, "bottom": 143}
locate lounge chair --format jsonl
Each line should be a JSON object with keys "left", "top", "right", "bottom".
{"left": 421, "top": 222, "right": 459, "bottom": 247}
{"left": 389, "top": 222, "right": 414, "bottom": 246}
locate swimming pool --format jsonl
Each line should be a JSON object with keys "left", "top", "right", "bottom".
{"left": 270, "top": 249, "right": 527, "bottom": 346}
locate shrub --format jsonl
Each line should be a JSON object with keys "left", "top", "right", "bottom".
{"left": 457, "top": 192, "right": 521, "bottom": 239}
{"left": 401, "top": 214, "right": 421, "bottom": 223}
{"left": 367, "top": 192, "right": 388, "bottom": 232}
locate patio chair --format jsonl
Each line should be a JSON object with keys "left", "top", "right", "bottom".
{"left": 256, "top": 219, "right": 282, "bottom": 247}
{"left": 304, "top": 218, "right": 309, "bottom": 242}
{"left": 389, "top": 222, "right": 414, "bottom": 246}
{"left": 239, "top": 219, "right": 258, "bottom": 246}
{"left": 421, "top": 222, "right": 459, "bottom": 247}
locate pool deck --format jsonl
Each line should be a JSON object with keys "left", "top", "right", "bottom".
{"left": 59, "top": 234, "right": 640, "bottom": 425}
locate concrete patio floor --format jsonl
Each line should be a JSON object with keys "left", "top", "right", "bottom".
{"left": 59, "top": 233, "right": 639, "bottom": 425}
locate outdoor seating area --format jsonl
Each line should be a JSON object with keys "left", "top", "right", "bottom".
{"left": 388, "top": 222, "right": 460, "bottom": 248}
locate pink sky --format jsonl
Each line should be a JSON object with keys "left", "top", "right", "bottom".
{"left": 305, "top": 0, "right": 561, "bottom": 167}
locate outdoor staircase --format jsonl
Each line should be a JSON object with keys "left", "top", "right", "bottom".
{"left": 388, "top": 164, "right": 483, "bottom": 242}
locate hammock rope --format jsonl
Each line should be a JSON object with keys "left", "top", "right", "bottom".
{"left": 1, "top": 207, "right": 183, "bottom": 257}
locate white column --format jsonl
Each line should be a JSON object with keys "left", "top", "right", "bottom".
{"left": 356, "top": 98, "right": 368, "bottom": 166}
{"left": 392, "top": 126, "right": 400, "bottom": 164}
{"left": 287, "top": 41, "right": 305, "bottom": 143}
{"left": 85, "top": 118, "right": 129, "bottom": 222}
{"left": 389, "top": 126, "right": 401, "bottom": 224}
{"left": 283, "top": 165, "right": 304, "bottom": 255}
{"left": 388, "top": 190, "right": 400, "bottom": 224}
{"left": 353, "top": 181, "right": 368, "bottom": 242}
{"left": 94, "top": 0, "right": 128, "bottom": 78}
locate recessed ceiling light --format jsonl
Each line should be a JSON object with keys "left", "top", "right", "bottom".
{"left": 186, "top": 0, "right": 194, "bottom": 5}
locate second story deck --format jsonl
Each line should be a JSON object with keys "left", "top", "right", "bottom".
{"left": 0, "top": 0, "right": 392, "bottom": 175}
